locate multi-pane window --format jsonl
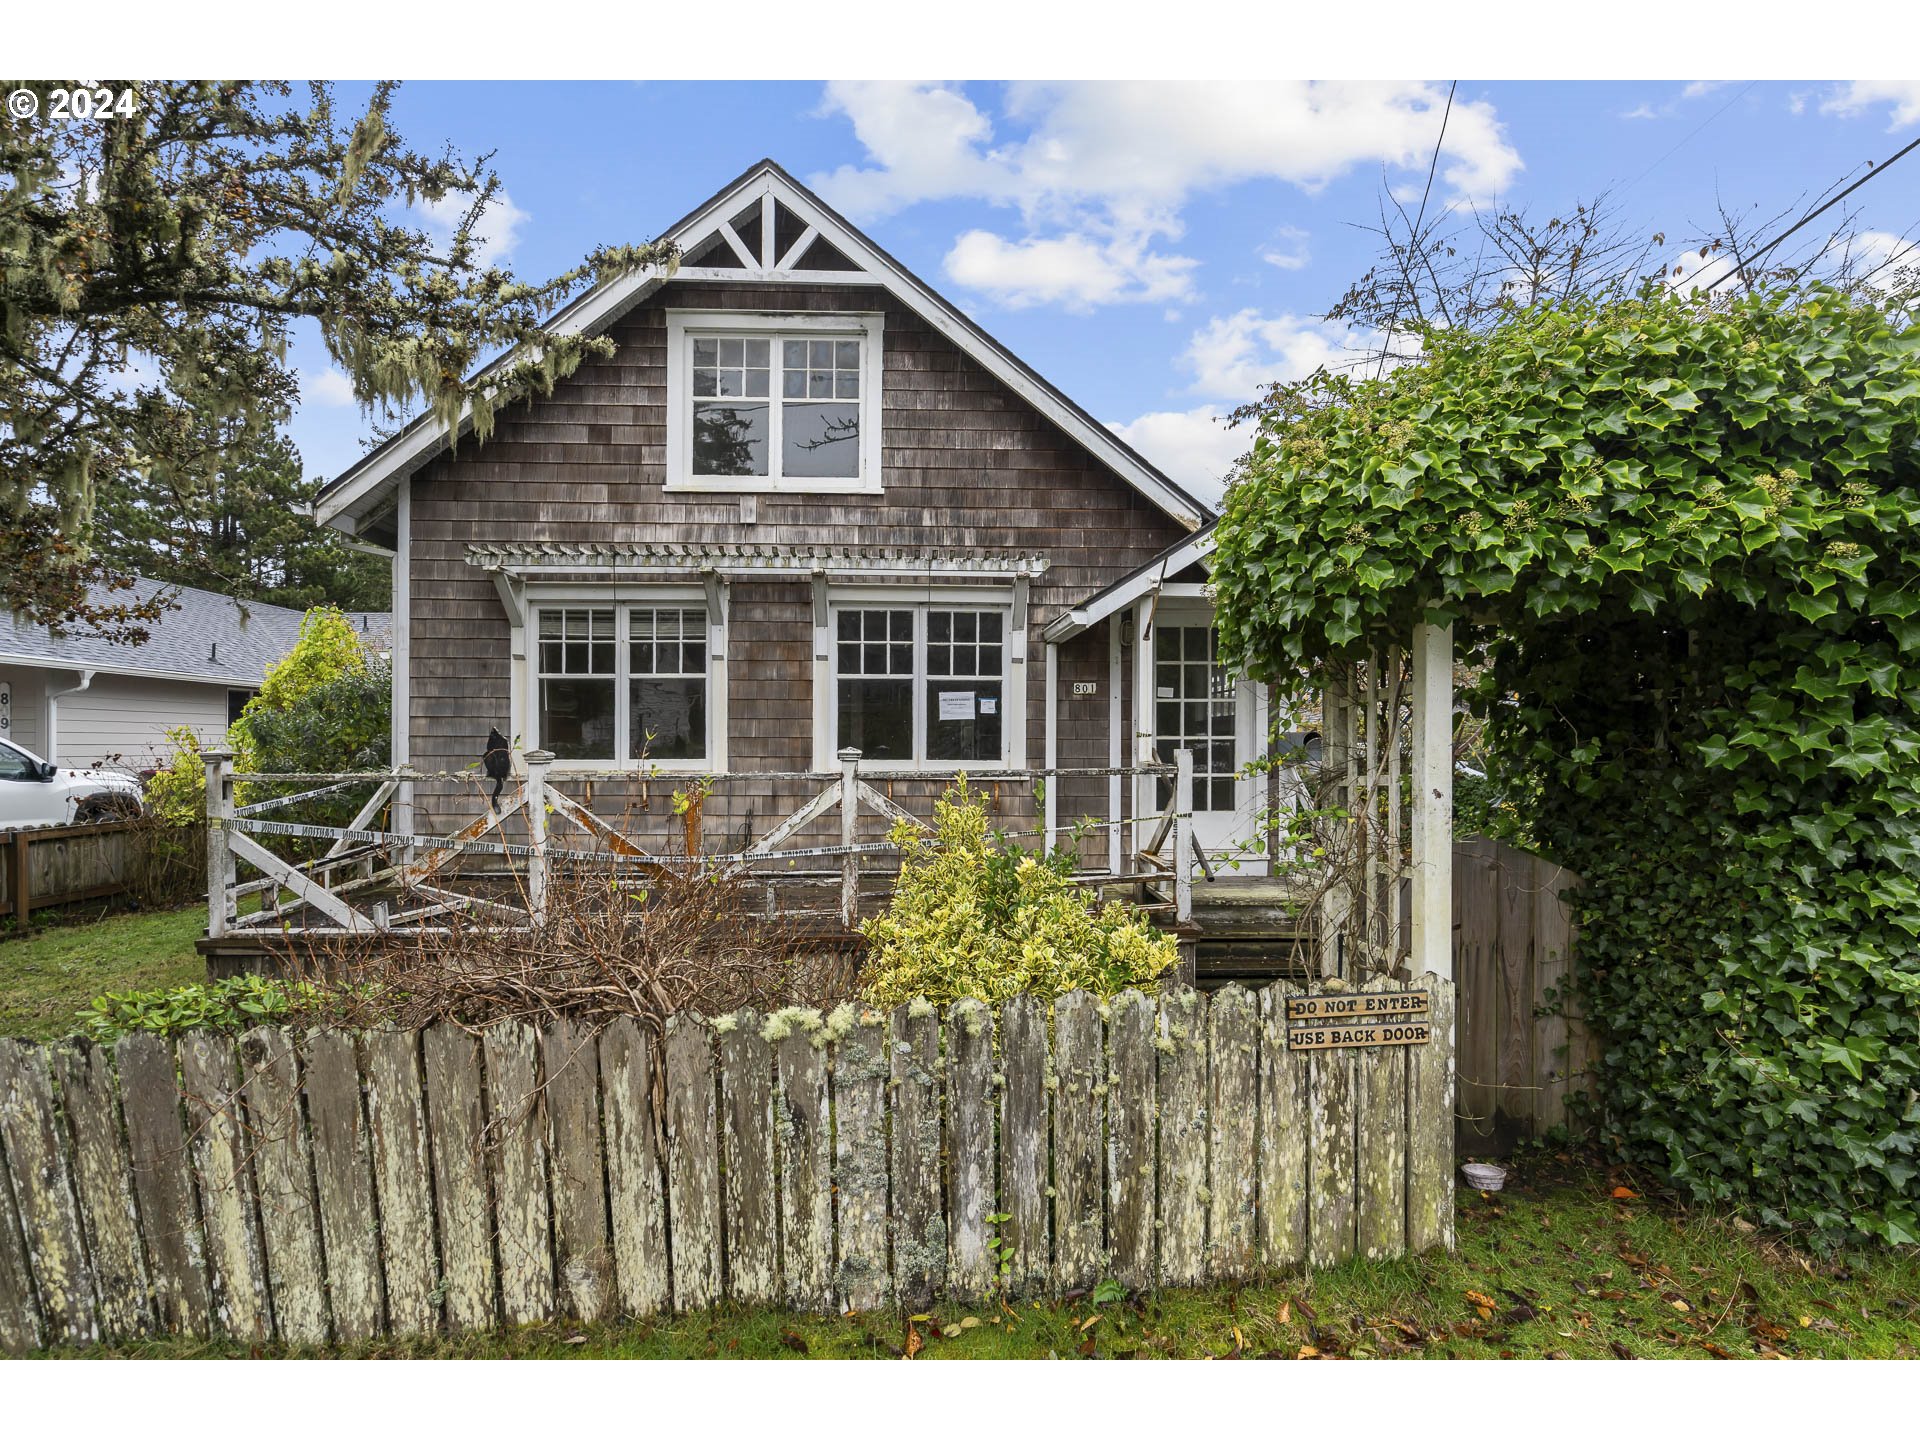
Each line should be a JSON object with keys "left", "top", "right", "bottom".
{"left": 835, "top": 605, "right": 1007, "bottom": 766}
{"left": 629, "top": 608, "right": 707, "bottom": 761}
{"left": 537, "top": 609, "right": 617, "bottom": 761}
{"left": 1154, "top": 624, "right": 1238, "bottom": 811}
{"left": 536, "top": 605, "right": 709, "bottom": 764}
{"left": 689, "top": 330, "right": 864, "bottom": 481}
{"left": 835, "top": 608, "right": 913, "bottom": 761}
{"left": 926, "top": 610, "right": 1004, "bottom": 762}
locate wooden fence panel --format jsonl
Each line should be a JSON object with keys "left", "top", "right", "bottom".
{"left": 774, "top": 1027, "right": 833, "bottom": 1312}
{"left": 0, "top": 1121, "right": 41, "bottom": 1353}
{"left": 1256, "top": 983, "right": 1309, "bottom": 1271}
{"left": 998, "top": 993, "right": 1049, "bottom": 1295}
{"left": 303, "top": 1030, "right": 384, "bottom": 1343}
{"left": 1156, "top": 988, "right": 1208, "bottom": 1288}
{"left": 482, "top": 1022, "right": 554, "bottom": 1327}
{"left": 0, "top": 981, "right": 1457, "bottom": 1350}
{"left": 178, "top": 1031, "right": 272, "bottom": 1342}
{"left": 362, "top": 1029, "right": 439, "bottom": 1336}
{"left": 599, "top": 1018, "right": 669, "bottom": 1317}
{"left": 945, "top": 998, "right": 995, "bottom": 1301}
{"left": 50, "top": 1044, "right": 150, "bottom": 1339}
{"left": 421, "top": 1023, "right": 496, "bottom": 1333}
{"left": 888, "top": 1002, "right": 943, "bottom": 1309}
{"left": 1307, "top": 1043, "right": 1357, "bottom": 1269}
{"left": 115, "top": 1033, "right": 209, "bottom": 1336}
{"left": 1105, "top": 989, "right": 1156, "bottom": 1290}
{"left": 664, "top": 1015, "right": 719, "bottom": 1309}
{"left": 1207, "top": 986, "right": 1258, "bottom": 1280}
{"left": 719, "top": 1011, "right": 778, "bottom": 1306}
{"left": 1355, "top": 979, "right": 1409, "bottom": 1261}
{"left": 834, "top": 1013, "right": 891, "bottom": 1311}
{"left": 0, "top": 1039, "right": 97, "bottom": 1346}
{"left": 240, "top": 1027, "right": 329, "bottom": 1345}
{"left": 1409, "top": 979, "right": 1457, "bottom": 1253}
{"left": 1050, "top": 991, "right": 1103, "bottom": 1292}
{"left": 1454, "top": 837, "right": 1589, "bottom": 1150}
{"left": 543, "top": 1018, "right": 612, "bottom": 1324}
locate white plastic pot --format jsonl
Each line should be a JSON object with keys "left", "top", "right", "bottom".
{"left": 1461, "top": 1161, "right": 1508, "bottom": 1192}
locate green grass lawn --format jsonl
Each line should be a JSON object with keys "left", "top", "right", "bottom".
{"left": 0, "top": 904, "right": 206, "bottom": 1041}
{"left": 39, "top": 1157, "right": 1920, "bottom": 1359}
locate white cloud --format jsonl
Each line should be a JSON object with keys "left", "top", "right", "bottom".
{"left": 1681, "top": 81, "right": 1727, "bottom": 100}
{"left": 810, "top": 81, "right": 1521, "bottom": 310}
{"left": 1819, "top": 81, "right": 1920, "bottom": 130}
{"left": 1621, "top": 103, "right": 1660, "bottom": 121}
{"left": 946, "top": 227, "right": 1198, "bottom": 310}
{"left": 301, "top": 367, "right": 357, "bottom": 408}
{"left": 1182, "top": 310, "right": 1374, "bottom": 402}
{"left": 1260, "top": 225, "right": 1311, "bottom": 271}
{"left": 1108, "top": 407, "right": 1249, "bottom": 507}
{"left": 416, "top": 187, "right": 531, "bottom": 266}
{"left": 1851, "top": 229, "right": 1920, "bottom": 290}
{"left": 1661, "top": 247, "right": 1741, "bottom": 296}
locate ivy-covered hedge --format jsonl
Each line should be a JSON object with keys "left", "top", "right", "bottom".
{"left": 1211, "top": 286, "right": 1920, "bottom": 1245}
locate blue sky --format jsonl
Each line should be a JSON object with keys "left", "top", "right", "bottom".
{"left": 287, "top": 80, "right": 1920, "bottom": 508}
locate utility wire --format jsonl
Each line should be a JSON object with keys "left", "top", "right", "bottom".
{"left": 1618, "top": 81, "right": 1756, "bottom": 196}
{"left": 1690, "top": 132, "right": 1920, "bottom": 292}
{"left": 1374, "top": 80, "right": 1457, "bottom": 379}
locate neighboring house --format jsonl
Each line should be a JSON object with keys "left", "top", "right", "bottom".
{"left": 313, "top": 160, "right": 1275, "bottom": 872}
{"left": 0, "top": 577, "right": 389, "bottom": 772}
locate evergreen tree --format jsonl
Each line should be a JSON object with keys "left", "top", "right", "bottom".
{"left": 91, "top": 429, "right": 389, "bottom": 611}
{"left": 1, "top": 80, "right": 676, "bottom": 636}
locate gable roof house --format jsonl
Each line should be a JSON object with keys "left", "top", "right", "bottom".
{"left": 313, "top": 160, "right": 1275, "bottom": 897}
{"left": 1, "top": 577, "right": 389, "bottom": 772}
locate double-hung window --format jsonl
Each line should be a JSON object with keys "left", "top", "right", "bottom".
{"left": 667, "top": 311, "right": 883, "bottom": 493}
{"left": 535, "top": 604, "right": 711, "bottom": 765}
{"left": 832, "top": 603, "right": 1008, "bottom": 768}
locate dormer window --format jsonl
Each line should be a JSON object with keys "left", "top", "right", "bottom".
{"left": 666, "top": 310, "right": 883, "bottom": 494}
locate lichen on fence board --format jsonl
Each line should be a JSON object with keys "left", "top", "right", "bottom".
{"left": 0, "top": 983, "right": 1455, "bottom": 1352}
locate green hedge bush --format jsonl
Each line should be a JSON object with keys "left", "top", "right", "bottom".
{"left": 1212, "top": 285, "right": 1920, "bottom": 1246}
{"left": 861, "top": 780, "right": 1179, "bottom": 1007}
{"left": 77, "top": 974, "right": 325, "bottom": 1043}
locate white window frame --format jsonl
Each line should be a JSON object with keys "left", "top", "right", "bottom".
{"left": 666, "top": 309, "right": 885, "bottom": 495}
{"left": 525, "top": 584, "right": 726, "bottom": 773}
{"left": 820, "top": 587, "right": 1018, "bottom": 773}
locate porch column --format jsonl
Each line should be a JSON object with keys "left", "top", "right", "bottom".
{"left": 1408, "top": 621, "right": 1454, "bottom": 980}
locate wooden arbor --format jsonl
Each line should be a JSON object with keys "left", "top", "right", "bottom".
{"left": 1316, "top": 621, "right": 1454, "bottom": 986}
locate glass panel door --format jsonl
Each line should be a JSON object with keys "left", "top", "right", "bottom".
{"left": 1153, "top": 624, "right": 1238, "bottom": 813}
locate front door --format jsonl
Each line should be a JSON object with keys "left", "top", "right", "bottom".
{"left": 1146, "top": 617, "right": 1267, "bottom": 874}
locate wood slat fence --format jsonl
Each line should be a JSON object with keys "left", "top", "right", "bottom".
{"left": 0, "top": 979, "right": 1454, "bottom": 1353}
{"left": 1, "top": 821, "right": 140, "bottom": 925}
{"left": 1453, "top": 836, "right": 1594, "bottom": 1152}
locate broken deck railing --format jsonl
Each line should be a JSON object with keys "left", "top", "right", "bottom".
{"left": 202, "top": 749, "right": 1198, "bottom": 940}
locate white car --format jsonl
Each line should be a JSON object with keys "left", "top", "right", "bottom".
{"left": 0, "top": 736, "right": 147, "bottom": 829}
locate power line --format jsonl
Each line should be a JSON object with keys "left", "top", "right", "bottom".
{"left": 1375, "top": 80, "right": 1457, "bottom": 379}
{"left": 1691, "top": 132, "right": 1920, "bottom": 292}
{"left": 1619, "top": 81, "right": 1756, "bottom": 195}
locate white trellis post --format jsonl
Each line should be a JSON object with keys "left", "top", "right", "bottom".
{"left": 1408, "top": 622, "right": 1454, "bottom": 980}
{"left": 525, "top": 748, "right": 553, "bottom": 924}
{"left": 202, "top": 748, "right": 235, "bottom": 939}
{"left": 840, "top": 747, "right": 861, "bottom": 929}
{"left": 1173, "top": 747, "right": 1194, "bottom": 925}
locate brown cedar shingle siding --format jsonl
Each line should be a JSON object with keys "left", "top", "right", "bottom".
{"left": 407, "top": 279, "right": 1186, "bottom": 842}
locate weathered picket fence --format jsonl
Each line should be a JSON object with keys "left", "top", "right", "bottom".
{"left": 0, "top": 979, "right": 1454, "bottom": 1353}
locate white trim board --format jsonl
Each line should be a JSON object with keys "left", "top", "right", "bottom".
{"left": 314, "top": 161, "right": 1213, "bottom": 534}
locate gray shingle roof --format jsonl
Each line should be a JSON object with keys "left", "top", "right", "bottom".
{"left": 0, "top": 577, "right": 390, "bottom": 688}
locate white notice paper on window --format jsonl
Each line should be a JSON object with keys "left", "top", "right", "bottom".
{"left": 979, "top": 697, "right": 997, "bottom": 715}
{"left": 938, "top": 691, "right": 975, "bottom": 721}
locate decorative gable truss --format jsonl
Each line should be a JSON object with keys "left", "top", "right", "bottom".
{"left": 313, "top": 161, "right": 1213, "bottom": 538}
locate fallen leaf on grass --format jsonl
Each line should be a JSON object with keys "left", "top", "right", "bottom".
{"left": 1610, "top": 1340, "right": 1635, "bottom": 1359}
{"left": 905, "top": 1323, "right": 923, "bottom": 1360}
{"left": 779, "top": 1328, "right": 810, "bottom": 1354}
{"left": 1277, "top": 1300, "right": 1291, "bottom": 1325}
{"left": 1296, "top": 1344, "right": 1321, "bottom": 1359}
{"left": 563, "top": 1334, "right": 588, "bottom": 1346}
{"left": 1611, "top": 1186, "right": 1640, "bottom": 1200}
